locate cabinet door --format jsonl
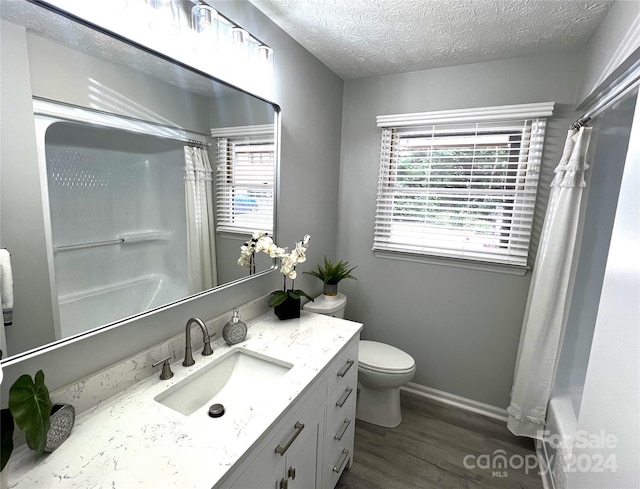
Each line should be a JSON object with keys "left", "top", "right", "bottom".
{"left": 230, "top": 457, "right": 283, "bottom": 489}
{"left": 286, "top": 418, "right": 319, "bottom": 489}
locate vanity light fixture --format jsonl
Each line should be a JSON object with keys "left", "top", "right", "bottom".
{"left": 191, "top": 4, "right": 218, "bottom": 53}
{"left": 44, "top": 0, "right": 275, "bottom": 96}
{"left": 147, "top": 0, "right": 181, "bottom": 35}
{"left": 255, "top": 44, "right": 274, "bottom": 80}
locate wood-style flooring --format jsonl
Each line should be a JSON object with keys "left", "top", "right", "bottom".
{"left": 336, "top": 391, "right": 544, "bottom": 489}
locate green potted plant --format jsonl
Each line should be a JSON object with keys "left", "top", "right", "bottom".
{"left": 304, "top": 256, "right": 357, "bottom": 297}
{"left": 1, "top": 370, "right": 53, "bottom": 473}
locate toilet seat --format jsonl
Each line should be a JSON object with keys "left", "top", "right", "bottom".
{"left": 358, "top": 340, "right": 415, "bottom": 374}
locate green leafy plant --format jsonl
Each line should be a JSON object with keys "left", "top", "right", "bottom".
{"left": 1, "top": 370, "right": 53, "bottom": 471}
{"left": 304, "top": 256, "right": 357, "bottom": 285}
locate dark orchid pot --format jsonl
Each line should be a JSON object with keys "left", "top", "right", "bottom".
{"left": 274, "top": 295, "right": 301, "bottom": 320}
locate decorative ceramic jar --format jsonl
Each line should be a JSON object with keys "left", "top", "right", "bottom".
{"left": 26, "top": 403, "right": 75, "bottom": 453}
{"left": 222, "top": 308, "right": 247, "bottom": 345}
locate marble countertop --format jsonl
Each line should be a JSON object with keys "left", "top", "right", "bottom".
{"left": 8, "top": 311, "right": 362, "bottom": 488}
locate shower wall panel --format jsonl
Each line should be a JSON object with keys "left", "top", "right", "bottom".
{"left": 45, "top": 122, "right": 189, "bottom": 336}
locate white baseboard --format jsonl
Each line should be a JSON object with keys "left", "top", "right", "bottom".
{"left": 400, "top": 382, "right": 508, "bottom": 423}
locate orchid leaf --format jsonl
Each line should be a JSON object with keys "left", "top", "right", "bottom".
{"left": 268, "top": 290, "right": 289, "bottom": 307}
{"left": 289, "top": 289, "right": 314, "bottom": 302}
{"left": 8, "top": 370, "right": 52, "bottom": 458}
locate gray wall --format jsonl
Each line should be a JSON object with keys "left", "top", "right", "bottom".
{"left": 27, "top": 34, "right": 211, "bottom": 130}
{"left": 337, "top": 49, "right": 583, "bottom": 408}
{"left": 1, "top": 1, "right": 343, "bottom": 398}
{"left": 210, "top": 92, "right": 274, "bottom": 128}
{"left": 0, "top": 21, "right": 57, "bottom": 355}
{"left": 577, "top": 0, "right": 640, "bottom": 104}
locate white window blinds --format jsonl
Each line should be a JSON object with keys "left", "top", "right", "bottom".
{"left": 374, "top": 102, "right": 554, "bottom": 268}
{"left": 213, "top": 125, "right": 274, "bottom": 234}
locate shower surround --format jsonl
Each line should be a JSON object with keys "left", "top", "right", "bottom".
{"left": 34, "top": 100, "right": 196, "bottom": 340}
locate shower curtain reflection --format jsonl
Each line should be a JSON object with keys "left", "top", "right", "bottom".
{"left": 184, "top": 145, "right": 217, "bottom": 294}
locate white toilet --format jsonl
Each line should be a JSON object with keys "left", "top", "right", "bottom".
{"left": 303, "top": 293, "right": 416, "bottom": 428}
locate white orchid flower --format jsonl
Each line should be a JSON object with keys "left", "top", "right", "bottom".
{"left": 240, "top": 232, "right": 313, "bottom": 301}
{"left": 255, "top": 235, "right": 273, "bottom": 252}
{"left": 268, "top": 244, "right": 287, "bottom": 257}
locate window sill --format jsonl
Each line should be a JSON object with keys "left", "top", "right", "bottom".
{"left": 216, "top": 230, "right": 253, "bottom": 240}
{"left": 373, "top": 250, "right": 530, "bottom": 276}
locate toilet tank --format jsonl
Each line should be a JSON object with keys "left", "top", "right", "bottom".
{"left": 303, "top": 293, "right": 347, "bottom": 318}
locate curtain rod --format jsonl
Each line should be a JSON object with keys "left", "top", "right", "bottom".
{"left": 32, "top": 96, "right": 211, "bottom": 148}
{"left": 570, "top": 53, "right": 640, "bottom": 130}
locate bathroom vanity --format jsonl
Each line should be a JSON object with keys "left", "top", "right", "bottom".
{"left": 7, "top": 312, "right": 361, "bottom": 489}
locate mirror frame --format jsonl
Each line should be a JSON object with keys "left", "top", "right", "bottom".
{"left": 0, "top": 0, "right": 281, "bottom": 366}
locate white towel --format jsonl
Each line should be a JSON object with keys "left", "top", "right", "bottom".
{"left": 0, "top": 249, "right": 13, "bottom": 325}
{"left": 0, "top": 249, "right": 10, "bottom": 358}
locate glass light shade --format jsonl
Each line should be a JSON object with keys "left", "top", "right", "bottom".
{"left": 147, "top": 0, "right": 180, "bottom": 35}
{"left": 231, "top": 27, "right": 248, "bottom": 46}
{"left": 255, "top": 44, "right": 274, "bottom": 81}
{"left": 229, "top": 27, "right": 250, "bottom": 72}
{"left": 192, "top": 5, "right": 218, "bottom": 53}
{"left": 257, "top": 45, "right": 273, "bottom": 64}
{"left": 191, "top": 5, "right": 217, "bottom": 34}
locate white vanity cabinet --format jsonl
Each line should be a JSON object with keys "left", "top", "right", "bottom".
{"left": 225, "top": 379, "right": 325, "bottom": 489}
{"left": 321, "top": 339, "right": 358, "bottom": 489}
{"left": 224, "top": 335, "right": 359, "bottom": 489}
{"left": 7, "top": 313, "right": 363, "bottom": 489}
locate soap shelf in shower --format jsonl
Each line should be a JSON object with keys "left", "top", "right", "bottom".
{"left": 54, "top": 230, "right": 172, "bottom": 252}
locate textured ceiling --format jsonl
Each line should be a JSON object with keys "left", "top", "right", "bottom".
{"left": 248, "top": 0, "right": 613, "bottom": 79}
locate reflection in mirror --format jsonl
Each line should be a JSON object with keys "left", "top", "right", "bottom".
{"left": 0, "top": 1, "right": 278, "bottom": 361}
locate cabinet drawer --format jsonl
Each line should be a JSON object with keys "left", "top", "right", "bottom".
{"left": 322, "top": 419, "right": 354, "bottom": 489}
{"left": 326, "top": 382, "right": 356, "bottom": 430}
{"left": 326, "top": 341, "right": 358, "bottom": 397}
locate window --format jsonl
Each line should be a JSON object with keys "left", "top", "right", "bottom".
{"left": 374, "top": 102, "right": 554, "bottom": 269}
{"left": 212, "top": 125, "right": 275, "bottom": 235}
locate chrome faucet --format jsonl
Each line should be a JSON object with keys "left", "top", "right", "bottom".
{"left": 183, "top": 317, "right": 214, "bottom": 367}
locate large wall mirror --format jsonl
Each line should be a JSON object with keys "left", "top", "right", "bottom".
{"left": 0, "top": 0, "right": 279, "bottom": 362}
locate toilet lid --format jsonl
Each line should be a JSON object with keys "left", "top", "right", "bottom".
{"left": 358, "top": 340, "right": 415, "bottom": 373}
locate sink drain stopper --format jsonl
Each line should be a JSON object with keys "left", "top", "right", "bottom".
{"left": 208, "top": 403, "right": 225, "bottom": 418}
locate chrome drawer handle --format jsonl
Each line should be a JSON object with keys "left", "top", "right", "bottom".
{"left": 275, "top": 422, "right": 305, "bottom": 456}
{"left": 336, "top": 387, "right": 353, "bottom": 407}
{"left": 337, "top": 359, "right": 354, "bottom": 377}
{"left": 332, "top": 449, "right": 350, "bottom": 473}
{"left": 334, "top": 418, "right": 352, "bottom": 441}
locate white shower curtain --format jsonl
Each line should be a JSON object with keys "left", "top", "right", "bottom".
{"left": 507, "top": 127, "right": 592, "bottom": 438}
{"left": 184, "top": 145, "right": 217, "bottom": 294}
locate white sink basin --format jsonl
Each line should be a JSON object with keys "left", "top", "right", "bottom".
{"left": 154, "top": 348, "right": 293, "bottom": 416}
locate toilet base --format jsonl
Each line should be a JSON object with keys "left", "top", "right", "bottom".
{"left": 355, "top": 384, "right": 403, "bottom": 428}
